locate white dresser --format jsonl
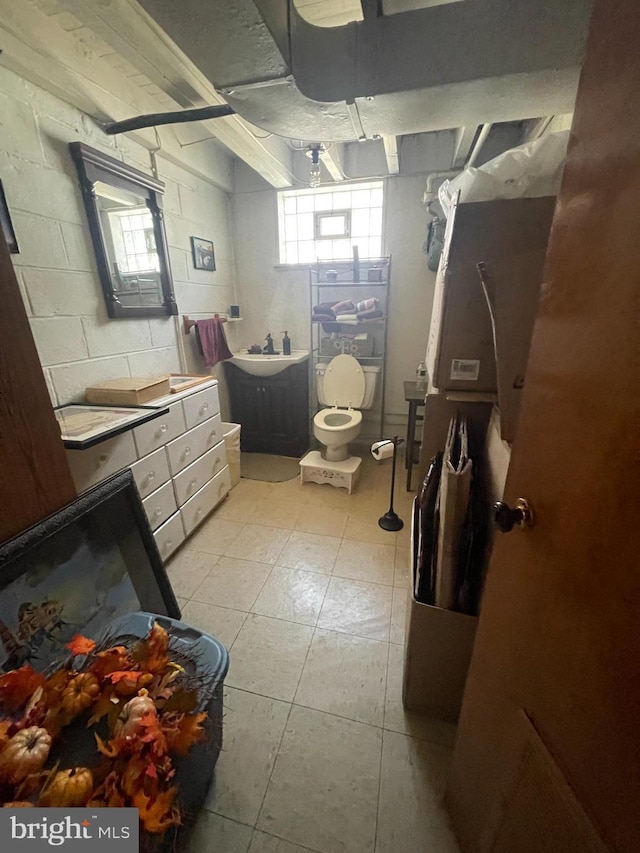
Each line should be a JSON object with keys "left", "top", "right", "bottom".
{"left": 65, "top": 380, "right": 231, "bottom": 562}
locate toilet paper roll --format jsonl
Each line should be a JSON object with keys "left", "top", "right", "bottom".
{"left": 371, "top": 440, "right": 394, "bottom": 460}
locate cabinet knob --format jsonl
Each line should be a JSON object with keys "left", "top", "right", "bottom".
{"left": 158, "top": 423, "right": 168, "bottom": 435}
{"left": 154, "top": 507, "right": 162, "bottom": 518}
{"left": 189, "top": 477, "right": 197, "bottom": 489}
{"left": 494, "top": 498, "right": 534, "bottom": 533}
{"left": 184, "top": 446, "right": 191, "bottom": 457}
{"left": 97, "top": 454, "right": 108, "bottom": 467}
{"left": 147, "top": 470, "right": 156, "bottom": 481}
{"left": 165, "top": 539, "right": 172, "bottom": 550}
{"left": 200, "top": 402, "right": 209, "bottom": 414}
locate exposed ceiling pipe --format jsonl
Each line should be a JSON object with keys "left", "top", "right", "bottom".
{"left": 465, "top": 123, "right": 492, "bottom": 168}
{"left": 104, "top": 104, "right": 236, "bottom": 136}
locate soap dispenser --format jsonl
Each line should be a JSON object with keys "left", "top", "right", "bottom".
{"left": 281, "top": 331, "right": 291, "bottom": 356}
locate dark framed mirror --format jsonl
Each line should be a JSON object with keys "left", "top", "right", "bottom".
{"left": 70, "top": 142, "right": 177, "bottom": 318}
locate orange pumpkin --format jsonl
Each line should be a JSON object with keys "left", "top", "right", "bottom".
{"left": 114, "top": 689, "right": 156, "bottom": 738}
{"left": 40, "top": 767, "right": 93, "bottom": 807}
{"left": 0, "top": 727, "right": 51, "bottom": 782}
{"left": 61, "top": 673, "right": 99, "bottom": 715}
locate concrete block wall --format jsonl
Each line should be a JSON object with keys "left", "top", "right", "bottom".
{"left": 232, "top": 166, "right": 435, "bottom": 434}
{"left": 1, "top": 66, "right": 238, "bottom": 406}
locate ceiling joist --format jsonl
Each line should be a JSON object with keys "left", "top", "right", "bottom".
{"left": 382, "top": 135, "right": 400, "bottom": 175}
{"left": 1, "top": 0, "right": 294, "bottom": 188}
{"left": 319, "top": 145, "right": 345, "bottom": 181}
{"left": 452, "top": 125, "right": 478, "bottom": 169}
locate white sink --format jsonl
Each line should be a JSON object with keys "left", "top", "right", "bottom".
{"left": 230, "top": 349, "right": 309, "bottom": 377}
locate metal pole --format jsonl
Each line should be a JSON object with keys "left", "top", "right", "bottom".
{"left": 378, "top": 435, "right": 404, "bottom": 531}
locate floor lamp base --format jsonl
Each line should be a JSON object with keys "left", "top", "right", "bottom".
{"left": 378, "top": 510, "right": 404, "bottom": 532}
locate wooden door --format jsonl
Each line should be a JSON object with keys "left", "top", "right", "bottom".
{"left": 0, "top": 234, "right": 76, "bottom": 541}
{"left": 446, "top": 2, "right": 640, "bottom": 852}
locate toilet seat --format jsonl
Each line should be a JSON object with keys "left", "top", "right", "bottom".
{"left": 313, "top": 408, "right": 362, "bottom": 431}
{"left": 322, "top": 354, "right": 366, "bottom": 409}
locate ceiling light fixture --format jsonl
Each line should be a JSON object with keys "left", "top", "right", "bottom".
{"left": 306, "top": 144, "right": 325, "bottom": 188}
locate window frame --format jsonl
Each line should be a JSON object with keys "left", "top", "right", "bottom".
{"left": 314, "top": 209, "right": 352, "bottom": 240}
{"left": 276, "top": 180, "right": 384, "bottom": 266}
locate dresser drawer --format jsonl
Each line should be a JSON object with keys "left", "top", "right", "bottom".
{"left": 180, "top": 466, "right": 231, "bottom": 536}
{"left": 130, "top": 447, "right": 171, "bottom": 499}
{"left": 173, "top": 441, "right": 228, "bottom": 507}
{"left": 142, "top": 480, "right": 177, "bottom": 531}
{"left": 154, "top": 511, "right": 185, "bottom": 563}
{"left": 182, "top": 384, "right": 220, "bottom": 430}
{"left": 133, "top": 402, "right": 185, "bottom": 458}
{"left": 166, "top": 414, "right": 224, "bottom": 476}
{"left": 66, "top": 431, "right": 137, "bottom": 492}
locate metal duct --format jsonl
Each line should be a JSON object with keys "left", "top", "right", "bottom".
{"left": 137, "top": 0, "right": 592, "bottom": 142}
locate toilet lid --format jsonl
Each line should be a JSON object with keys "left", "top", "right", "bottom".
{"left": 323, "top": 354, "right": 366, "bottom": 408}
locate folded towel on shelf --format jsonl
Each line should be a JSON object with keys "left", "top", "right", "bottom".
{"left": 357, "top": 308, "right": 384, "bottom": 321}
{"left": 356, "top": 297, "right": 379, "bottom": 313}
{"left": 312, "top": 313, "right": 337, "bottom": 323}
{"left": 335, "top": 313, "right": 359, "bottom": 323}
{"left": 331, "top": 300, "right": 355, "bottom": 314}
{"left": 313, "top": 303, "right": 337, "bottom": 317}
{"left": 195, "top": 317, "right": 233, "bottom": 368}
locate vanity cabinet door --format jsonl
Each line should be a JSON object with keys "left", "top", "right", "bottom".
{"left": 225, "top": 362, "right": 309, "bottom": 457}
{"left": 260, "top": 374, "right": 298, "bottom": 454}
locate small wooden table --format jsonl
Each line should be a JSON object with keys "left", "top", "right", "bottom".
{"left": 404, "top": 381, "right": 426, "bottom": 491}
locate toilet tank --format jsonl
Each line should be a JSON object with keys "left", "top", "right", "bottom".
{"left": 316, "top": 362, "right": 380, "bottom": 410}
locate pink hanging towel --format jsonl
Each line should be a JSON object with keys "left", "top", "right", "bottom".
{"left": 195, "top": 317, "right": 233, "bottom": 368}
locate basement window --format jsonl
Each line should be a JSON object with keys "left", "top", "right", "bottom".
{"left": 277, "top": 181, "right": 384, "bottom": 265}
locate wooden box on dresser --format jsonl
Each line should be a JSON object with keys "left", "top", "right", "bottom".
{"left": 64, "top": 379, "right": 231, "bottom": 562}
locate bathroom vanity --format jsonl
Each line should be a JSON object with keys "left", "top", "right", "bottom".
{"left": 225, "top": 360, "right": 309, "bottom": 457}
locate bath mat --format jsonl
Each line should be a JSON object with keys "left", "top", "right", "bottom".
{"left": 241, "top": 453, "right": 300, "bottom": 483}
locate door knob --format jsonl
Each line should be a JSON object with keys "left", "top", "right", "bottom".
{"left": 494, "top": 498, "right": 534, "bottom": 532}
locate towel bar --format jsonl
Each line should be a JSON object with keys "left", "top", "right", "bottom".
{"left": 183, "top": 314, "right": 227, "bottom": 335}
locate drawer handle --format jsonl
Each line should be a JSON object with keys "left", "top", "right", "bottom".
{"left": 195, "top": 507, "right": 203, "bottom": 517}
{"left": 153, "top": 507, "right": 162, "bottom": 518}
{"left": 97, "top": 454, "right": 109, "bottom": 467}
{"left": 189, "top": 477, "right": 197, "bottom": 489}
{"left": 147, "top": 470, "right": 156, "bottom": 481}
{"left": 213, "top": 457, "right": 221, "bottom": 468}
{"left": 184, "top": 446, "right": 191, "bottom": 457}
{"left": 209, "top": 431, "right": 217, "bottom": 441}
{"left": 200, "top": 402, "right": 209, "bottom": 414}
{"left": 164, "top": 539, "right": 172, "bottom": 551}
{"left": 157, "top": 423, "right": 168, "bottom": 435}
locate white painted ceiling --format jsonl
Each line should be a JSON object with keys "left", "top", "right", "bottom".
{"left": 295, "top": 0, "right": 464, "bottom": 27}
{"left": 0, "top": 0, "right": 589, "bottom": 188}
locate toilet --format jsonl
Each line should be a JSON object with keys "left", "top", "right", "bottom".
{"left": 300, "top": 355, "right": 379, "bottom": 493}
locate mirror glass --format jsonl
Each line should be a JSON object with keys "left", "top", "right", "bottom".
{"left": 70, "top": 142, "right": 177, "bottom": 319}
{"left": 94, "top": 181, "right": 163, "bottom": 308}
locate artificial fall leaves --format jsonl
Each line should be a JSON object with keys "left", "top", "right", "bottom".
{"left": 0, "top": 623, "right": 209, "bottom": 834}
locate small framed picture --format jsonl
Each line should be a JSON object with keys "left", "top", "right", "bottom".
{"left": 0, "top": 179, "right": 19, "bottom": 254}
{"left": 191, "top": 236, "right": 216, "bottom": 271}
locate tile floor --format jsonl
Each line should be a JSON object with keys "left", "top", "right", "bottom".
{"left": 167, "top": 457, "right": 460, "bottom": 853}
